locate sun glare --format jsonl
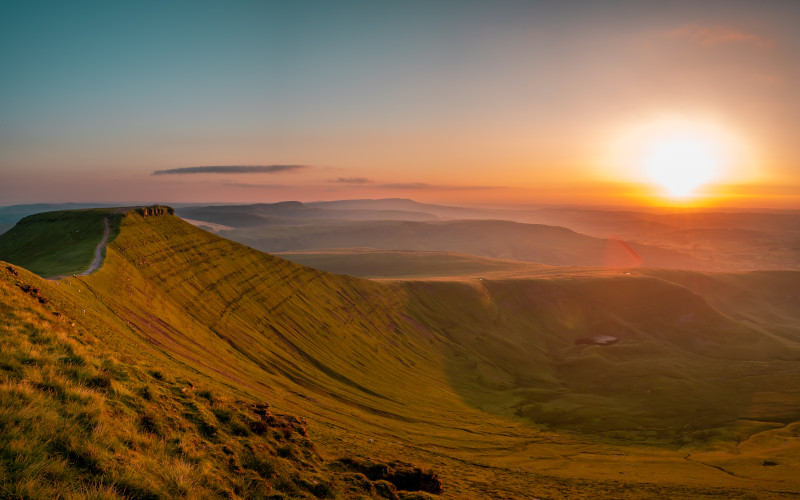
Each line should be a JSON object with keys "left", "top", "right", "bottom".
{"left": 606, "top": 115, "right": 751, "bottom": 204}
{"left": 642, "top": 136, "right": 720, "bottom": 197}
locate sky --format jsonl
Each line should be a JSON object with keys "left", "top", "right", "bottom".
{"left": 1, "top": 0, "right": 799, "bottom": 208}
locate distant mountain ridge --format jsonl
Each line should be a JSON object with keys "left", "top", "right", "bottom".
{"left": 177, "top": 198, "right": 800, "bottom": 270}
{"left": 220, "top": 218, "right": 706, "bottom": 270}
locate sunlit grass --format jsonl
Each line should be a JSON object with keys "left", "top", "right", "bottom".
{"left": 0, "top": 270, "right": 412, "bottom": 498}
{"left": 1, "top": 208, "right": 799, "bottom": 498}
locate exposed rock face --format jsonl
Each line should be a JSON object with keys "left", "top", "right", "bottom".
{"left": 131, "top": 205, "right": 175, "bottom": 217}
{"left": 245, "top": 402, "right": 309, "bottom": 438}
{"left": 16, "top": 282, "right": 50, "bottom": 305}
{"left": 337, "top": 457, "right": 443, "bottom": 495}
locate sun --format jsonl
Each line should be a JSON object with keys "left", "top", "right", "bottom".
{"left": 605, "top": 115, "right": 750, "bottom": 203}
{"left": 642, "top": 135, "right": 720, "bottom": 197}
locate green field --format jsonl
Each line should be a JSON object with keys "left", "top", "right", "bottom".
{"left": 0, "top": 209, "right": 116, "bottom": 277}
{"left": 2, "top": 208, "right": 800, "bottom": 498}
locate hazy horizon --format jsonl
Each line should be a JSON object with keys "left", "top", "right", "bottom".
{"left": 2, "top": 197, "right": 800, "bottom": 215}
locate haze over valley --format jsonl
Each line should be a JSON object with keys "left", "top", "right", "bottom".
{"left": 176, "top": 199, "right": 800, "bottom": 275}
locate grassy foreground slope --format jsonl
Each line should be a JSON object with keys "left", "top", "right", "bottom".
{"left": 3, "top": 208, "right": 800, "bottom": 498}
{"left": 0, "top": 268, "right": 346, "bottom": 498}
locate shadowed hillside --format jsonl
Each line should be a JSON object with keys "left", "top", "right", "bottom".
{"left": 3, "top": 208, "right": 800, "bottom": 498}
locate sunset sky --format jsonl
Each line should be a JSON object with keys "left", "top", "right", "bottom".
{"left": 1, "top": 0, "right": 799, "bottom": 208}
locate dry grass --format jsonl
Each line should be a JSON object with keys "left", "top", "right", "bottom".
{"left": 0, "top": 270, "right": 388, "bottom": 498}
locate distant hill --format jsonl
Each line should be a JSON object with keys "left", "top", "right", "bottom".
{"left": 275, "top": 248, "right": 551, "bottom": 279}
{"left": 496, "top": 207, "right": 800, "bottom": 270}
{"left": 307, "top": 198, "right": 490, "bottom": 218}
{"left": 179, "top": 199, "right": 800, "bottom": 271}
{"left": 222, "top": 219, "right": 706, "bottom": 270}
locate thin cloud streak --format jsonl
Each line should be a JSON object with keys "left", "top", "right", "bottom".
{"left": 222, "top": 182, "right": 291, "bottom": 189}
{"left": 665, "top": 24, "right": 775, "bottom": 48}
{"left": 152, "top": 165, "right": 308, "bottom": 175}
{"left": 329, "top": 177, "right": 374, "bottom": 184}
{"left": 376, "top": 182, "right": 504, "bottom": 191}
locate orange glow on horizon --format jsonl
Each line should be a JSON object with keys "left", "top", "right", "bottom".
{"left": 595, "top": 113, "right": 768, "bottom": 207}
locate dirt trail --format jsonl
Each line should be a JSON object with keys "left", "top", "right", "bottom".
{"left": 80, "top": 216, "right": 111, "bottom": 275}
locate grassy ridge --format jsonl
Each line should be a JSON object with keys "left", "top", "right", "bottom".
{"left": 0, "top": 209, "right": 115, "bottom": 277}
{"left": 3, "top": 209, "right": 800, "bottom": 497}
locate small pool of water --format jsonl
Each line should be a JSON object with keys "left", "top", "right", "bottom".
{"left": 575, "top": 335, "right": 619, "bottom": 346}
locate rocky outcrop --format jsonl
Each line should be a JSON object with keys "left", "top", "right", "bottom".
{"left": 245, "top": 401, "right": 309, "bottom": 438}
{"left": 336, "top": 457, "right": 443, "bottom": 495}
{"left": 132, "top": 205, "right": 175, "bottom": 217}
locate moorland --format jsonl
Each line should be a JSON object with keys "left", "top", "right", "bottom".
{"left": 1, "top": 201, "right": 799, "bottom": 499}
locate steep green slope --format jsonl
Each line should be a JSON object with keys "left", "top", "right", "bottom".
{"left": 642, "top": 269, "right": 800, "bottom": 333}
{"left": 3, "top": 208, "right": 800, "bottom": 498}
{"left": 0, "top": 209, "right": 113, "bottom": 277}
{"left": 405, "top": 275, "right": 800, "bottom": 443}
{"left": 1, "top": 265, "right": 444, "bottom": 499}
